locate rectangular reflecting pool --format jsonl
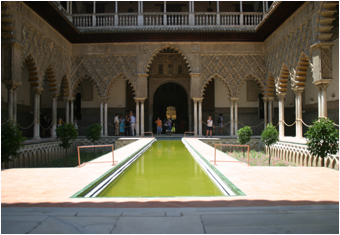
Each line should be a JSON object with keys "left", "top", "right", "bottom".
{"left": 97, "top": 140, "right": 224, "bottom": 197}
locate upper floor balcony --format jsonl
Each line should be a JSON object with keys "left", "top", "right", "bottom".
{"left": 54, "top": 1, "right": 273, "bottom": 29}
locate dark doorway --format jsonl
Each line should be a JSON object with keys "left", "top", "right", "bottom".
{"left": 153, "top": 83, "right": 188, "bottom": 133}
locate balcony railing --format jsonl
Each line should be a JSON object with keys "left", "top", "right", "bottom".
{"left": 70, "top": 12, "right": 264, "bottom": 28}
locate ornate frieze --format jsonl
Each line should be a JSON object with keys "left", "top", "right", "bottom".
{"left": 200, "top": 54, "right": 265, "bottom": 97}
{"left": 70, "top": 55, "right": 137, "bottom": 97}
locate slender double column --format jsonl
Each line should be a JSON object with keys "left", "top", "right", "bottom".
{"left": 229, "top": 98, "right": 239, "bottom": 136}
{"left": 192, "top": 98, "right": 203, "bottom": 136}
{"left": 51, "top": 95, "right": 58, "bottom": 138}
{"left": 267, "top": 97, "right": 274, "bottom": 125}
{"left": 314, "top": 79, "right": 332, "bottom": 119}
{"left": 32, "top": 88, "right": 43, "bottom": 140}
{"left": 134, "top": 98, "right": 147, "bottom": 136}
{"left": 4, "top": 81, "right": 21, "bottom": 121}
{"left": 262, "top": 97, "right": 268, "bottom": 128}
{"left": 277, "top": 93, "right": 286, "bottom": 139}
{"left": 193, "top": 99, "right": 198, "bottom": 135}
{"left": 293, "top": 88, "right": 304, "bottom": 138}
{"left": 65, "top": 98, "right": 70, "bottom": 124}
{"left": 99, "top": 98, "right": 108, "bottom": 137}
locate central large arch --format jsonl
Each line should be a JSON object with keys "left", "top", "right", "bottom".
{"left": 152, "top": 82, "right": 189, "bottom": 133}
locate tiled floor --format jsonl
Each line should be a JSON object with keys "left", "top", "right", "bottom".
{"left": 1, "top": 138, "right": 338, "bottom": 208}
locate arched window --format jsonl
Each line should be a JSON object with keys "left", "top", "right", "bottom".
{"left": 178, "top": 65, "right": 182, "bottom": 74}
{"left": 158, "top": 64, "right": 163, "bottom": 74}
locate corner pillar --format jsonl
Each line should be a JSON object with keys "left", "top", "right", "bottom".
{"left": 313, "top": 79, "right": 332, "bottom": 118}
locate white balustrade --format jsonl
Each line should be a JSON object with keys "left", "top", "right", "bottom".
{"left": 243, "top": 13, "right": 263, "bottom": 25}
{"left": 220, "top": 13, "right": 240, "bottom": 25}
{"left": 71, "top": 12, "right": 263, "bottom": 27}
{"left": 118, "top": 13, "right": 138, "bottom": 26}
{"left": 144, "top": 13, "right": 164, "bottom": 26}
{"left": 96, "top": 14, "right": 115, "bottom": 26}
{"left": 72, "top": 14, "right": 93, "bottom": 27}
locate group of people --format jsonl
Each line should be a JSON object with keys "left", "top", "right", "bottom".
{"left": 114, "top": 111, "right": 136, "bottom": 136}
{"left": 155, "top": 117, "right": 176, "bottom": 135}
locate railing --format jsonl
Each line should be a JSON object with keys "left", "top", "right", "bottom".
{"left": 118, "top": 13, "right": 138, "bottom": 26}
{"left": 77, "top": 144, "right": 115, "bottom": 167}
{"left": 71, "top": 12, "right": 264, "bottom": 28}
{"left": 213, "top": 144, "right": 250, "bottom": 167}
{"left": 144, "top": 13, "right": 164, "bottom": 26}
{"left": 166, "top": 13, "right": 189, "bottom": 26}
{"left": 243, "top": 12, "right": 263, "bottom": 25}
{"left": 96, "top": 14, "right": 115, "bottom": 26}
{"left": 220, "top": 13, "right": 240, "bottom": 25}
{"left": 195, "top": 13, "right": 217, "bottom": 25}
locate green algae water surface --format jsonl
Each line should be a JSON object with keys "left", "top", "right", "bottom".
{"left": 97, "top": 140, "right": 223, "bottom": 197}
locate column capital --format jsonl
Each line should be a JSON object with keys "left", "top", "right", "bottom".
{"left": 229, "top": 97, "right": 239, "bottom": 102}
{"left": 134, "top": 97, "right": 147, "bottom": 102}
{"left": 192, "top": 97, "right": 203, "bottom": 102}
{"left": 99, "top": 97, "right": 109, "bottom": 103}
{"left": 51, "top": 94, "right": 60, "bottom": 100}
{"left": 292, "top": 87, "right": 305, "bottom": 95}
{"left": 137, "top": 73, "right": 149, "bottom": 78}
{"left": 310, "top": 42, "right": 334, "bottom": 50}
{"left": 189, "top": 73, "right": 201, "bottom": 77}
{"left": 313, "top": 79, "right": 332, "bottom": 89}
{"left": 3, "top": 80, "right": 22, "bottom": 90}
{"left": 277, "top": 93, "right": 286, "bottom": 100}
{"left": 32, "top": 87, "right": 43, "bottom": 95}
{"left": 262, "top": 97, "right": 269, "bottom": 102}
{"left": 267, "top": 96, "right": 275, "bottom": 102}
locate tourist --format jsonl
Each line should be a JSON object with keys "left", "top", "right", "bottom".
{"left": 74, "top": 117, "right": 78, "bottom": 132}
{"left": 218, "top": 113, "right": 223, "bottom": 135}
{"left": 57, "top": 117, "right": 63, "bottom": 127}
{"left": 119, "top": 115, "right": 125, "bottom": 136}
{"left": 114, "top": 113, "right": 119, "bottom": 136}
{"left": 166, "top": 118, "right": 172, "bottom": 135}
{"left": 171, "top": 123, "right": 176, "bottom": 134}
{"left": 130, "top": 112, "right": 136, "bottom": 136}
{"left": 206, "top": 116, "right": 214, "bottom": 138}
{"left": 155, "top": 117, "right": 162, "bottom": 135}
{"left": 125, "top": 114, "right": 130, "bottom": 136}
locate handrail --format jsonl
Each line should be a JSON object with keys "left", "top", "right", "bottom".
{"left": 184, "top": 132, "right": 196, "bottom": 138}
{"left": 213, "top": 144, "right": 250, "bottom": 167}
{"left": 77, "top": 144, "right": 114, "bottom": 167}
{"left": 141, "top": 132, "right": 153, "bottom": 138}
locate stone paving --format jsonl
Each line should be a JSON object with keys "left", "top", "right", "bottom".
{"left": 1, "top": 137, "right": 339, "bottom": 233}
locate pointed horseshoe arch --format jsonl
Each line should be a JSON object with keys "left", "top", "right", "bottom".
{"left": 144, "top": 44, "right": 192, "bottom": 73}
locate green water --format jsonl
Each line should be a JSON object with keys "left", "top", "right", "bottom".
{"left": 97, "top": 140, "right": 223, "bottom": 197}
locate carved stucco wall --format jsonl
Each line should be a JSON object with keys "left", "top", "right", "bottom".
{"left": 70, "top": 55, "right": 137, "bottom": 98}
{"left": 21, "top": 22, "right": 72, "bottom": 94}
{"left": 200, "top": 54, "right": 266, "bottom": 98}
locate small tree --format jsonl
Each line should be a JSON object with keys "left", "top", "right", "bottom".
{"left": 86, "top": 123, "right": 102, "bottom": 158}
{"left": 56, "top": 123, "right": 78, "bottom": 166}
{"left": 305, "top": 118, "right": 339, "bottom": 167}
{"left": 1, "top": 120, "right": 26, "bottom": 168}
{"left": 261, "top": 123, "right": 279, "bottom": 166}
{"left": 237, "top": 126, "right": 253, "bottom": 157}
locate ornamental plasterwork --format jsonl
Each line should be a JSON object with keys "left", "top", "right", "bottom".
{"left": 21, "top": 22, "right": 71, "bottom": 90}
{"left": 266, "top": 19, "right": 313, "bottom": 78}
{"left": 70, "top": 55, "right": 137, "bottom": 97}
{"left": 200, "top": 54, "right": 265, "bottom": 97}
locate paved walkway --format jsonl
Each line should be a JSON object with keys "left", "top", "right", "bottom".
{"left": 1, "top": 137, "right": 339, "bottom": 233}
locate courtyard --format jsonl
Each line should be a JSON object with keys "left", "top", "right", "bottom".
{"left": 1, "top": 137, "right": 339, "bottom": 233}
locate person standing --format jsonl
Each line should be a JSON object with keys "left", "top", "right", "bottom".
{"left": 114, "top": 113, "right": 120, "bottom": 136}
{"left": 125, "top": 114, "right": 130, "bottom": 136}
{"left": 166, "top": 118, "right": 172, "bottom": 135}
{"left": 130, "top": 112, "right": 136, "bottom": 136}
{"left": 206, "top": 116, "right": 214, "bottom": 138}
{"left": 119, "top": 115, "right": 125, "bottom": 136}
{"left": 218, "top": 113, "right": 223, "bottom": 135}
{"left": 155, "top": 117, "right": 162, "bottom": 136}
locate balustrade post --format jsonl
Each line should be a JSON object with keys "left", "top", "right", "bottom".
{"left": 240, "top": 13, "right": 243, "bottom": 25}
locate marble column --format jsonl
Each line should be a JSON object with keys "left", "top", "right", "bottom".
{"left": 193, "top": 99, "right": 198, "bottom": 135}
{"left": 51, "top": 96, "right": 58, "bottom": 138}
{"left": 100, "top": 100, "right": 104, "bottom": 136}
{"left": 3, "top": 81, "right": 21, "bottom": 121}
{"left": 104, "top": 100, "right": 108, "bottom": 136}
{"left": 33, "top": 89, "right": 43, "bottom": 140}
{"left": 277, "top": 94, "right": 286, "bottom": 139}
{"left": 268, "top": 97, "right": 274, "bottom": 124}
{"left": 70, "top": 99, "right": 74, "bottom": 124}
{"left": 232, "top": 98, "right": 239, "bottom": 135}
{"left": 293, "top": 88, "right": 304, "bottom": 138}
{"left": 7, "top": 85, "right": 14, "bottom": 121}
{"left": 198, "top": 99, "right": 203, "bottom": 136}
{"left": 65, "top": 99, "right": 70, "bottom": 124}
{"left": 141, "top": 99, "right": 145, "bottom": 135}
{"left": 13, "top": 87, "right": 18, "bottom": 122}
{"left": 263, "top": 97, "right": 268, "bottom": 128}
{"left": 136, "top": 99, "right": 140, "bottom": 136}
{"left": 314, "top": 79, "right": 332, "bottom": 119}
{"left": 229, "top": 98, "right": 234, "bottom": 136}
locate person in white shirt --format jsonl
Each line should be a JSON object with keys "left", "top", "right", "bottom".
{"left": 114, "top": 113, "right": 120, "bottom": 136}
{"left": 130, "top": 112, "right": 136, "bottom": 136}
{"left": 206, "top": 116, "right": 214, "bottom": 138}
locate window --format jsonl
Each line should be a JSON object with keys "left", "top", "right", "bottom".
{"left": 178, "top": 65, "right": 182, "bottom": 74}
{"left": 168, "top": 64, "right": 173, "bottom": 74}
{"left": 159, "top": 65, "right": 163, "bottom": 74}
